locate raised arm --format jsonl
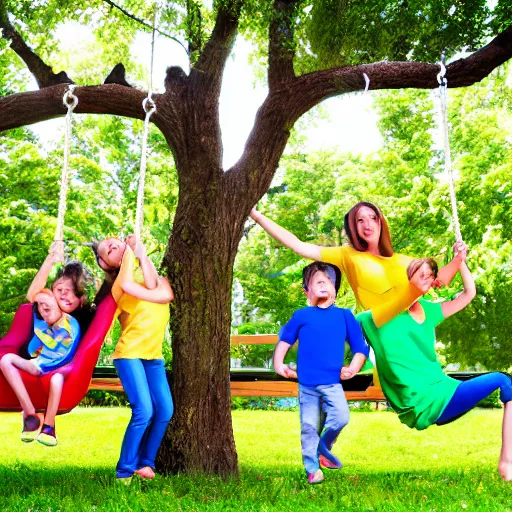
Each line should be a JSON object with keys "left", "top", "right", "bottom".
{"left": 436, "top": 241, "right": 467, "bottom": 287}
{"left": 441, "top": 261, "right": 476, "bottom": 319}
{"left": 125, "top": 235, "right": 159, "bottom": 290}
{"left": 27, "top": 241, "right": 64, "bottom": 302}
{"left": 121, "top": 276, "right": 174, "bottom": 304}
{"left": 250, "top": 209, "right": 322, "bottom": 261}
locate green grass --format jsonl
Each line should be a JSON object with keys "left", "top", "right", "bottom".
{"left": 1, "top": 408, "right": 511, "bottom": 511}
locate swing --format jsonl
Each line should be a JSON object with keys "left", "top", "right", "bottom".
{"left": 0, "top": 11, "right": 159, "bottom": 411}
{"left": 0, "top": 86, "right": 118, "bottom": 413}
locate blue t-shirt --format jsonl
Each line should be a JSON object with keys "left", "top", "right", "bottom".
{"left": 279, "top": 305, "right": 369, "bottom": 387}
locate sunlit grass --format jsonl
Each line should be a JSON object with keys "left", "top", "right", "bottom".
{"left": 0, "top": 407, "right": 511, "bottom": 511}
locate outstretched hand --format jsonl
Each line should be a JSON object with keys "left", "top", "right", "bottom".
{"left": 453, "top": 240, "right": 468, "bottom": 261}
{"left": 48, "top": 241, "right": 65, "bottom": 264}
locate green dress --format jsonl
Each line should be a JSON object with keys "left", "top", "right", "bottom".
{"left": 357, "top": 300, "right": 460, "bottom": 430}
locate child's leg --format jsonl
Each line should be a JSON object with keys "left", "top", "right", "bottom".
{"left": 0, "top": 353, "right": 41, "bottom": 415}
{"left": 36, "top": 373, "right": 64, "bottom": 447}
{"left": 436, "top": 373, "right": 512, "bottom": 425}
{"left": 498, "top": 402, "right": 512, "bottom": 481}
{"left": 136, "top": 359, "right": 173, "bottom": 475}
{"left": 114, "top": 358, "right": 154, "bottom": 479}
{"left": 318, "top": 383, "right": 349, "bottom": 468}
{"left": 298, "top": 384, "right": 323, "bottom": 475}
{"left": 44, "top": 373, "right": 64, "bottom": 427}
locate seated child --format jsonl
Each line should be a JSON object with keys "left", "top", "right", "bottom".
{"left": 274, "top": 262, "right": 369, "bottom": 485}
{"left": 0, "top": 289, "right": 80, "bottom": 446}
{"left": 357, "top": 254, "right": 512, "bottom": 481}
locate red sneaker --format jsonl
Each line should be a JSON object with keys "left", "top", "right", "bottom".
{"left": 307, "top": 469, "right": 324, "bottom": 484}
{"left": 319, "top": 454, "right": 343, "bottom": 469}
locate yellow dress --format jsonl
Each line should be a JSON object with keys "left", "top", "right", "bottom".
{"left": 110, "top": 248, "right": 170, "bottom": 360}
{"left": 320, "top": 245, "right": 420, "bottom": 328}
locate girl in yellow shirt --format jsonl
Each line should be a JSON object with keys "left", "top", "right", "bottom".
{"left": 93, "top": 236, "right": 174, "bottom": 483}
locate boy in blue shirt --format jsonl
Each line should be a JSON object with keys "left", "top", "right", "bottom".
{"left": 274, "top": 262, "right": 369, "bottom": 484}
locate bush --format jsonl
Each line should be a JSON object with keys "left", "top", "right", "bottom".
{"left": 80, "top": 390, "right": 128, "bottom": 407}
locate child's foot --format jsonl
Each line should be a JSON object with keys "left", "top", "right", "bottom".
{"left": 20, "top": 413, "right": 41, "bottom": 443}
{"left": 36, "top": 424, "right": 57, "bottom": 447}
{"left": 307, "top": 469, "right": 324, "bottom": 485}
{"left": 318, "top": 440, "right": 343, "bottom": 469}
{"left": 135, "top": 466, "right": 155, "bottom": 479}
{"left": 319, "top": 454, "right": 343, "bottom": 469}
{"left": 498, "top": 459, "right": 512, "bottom": 481}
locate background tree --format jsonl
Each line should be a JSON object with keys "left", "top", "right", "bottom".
{"left": 1, "top": 0, "right": 512, "bottom": 475}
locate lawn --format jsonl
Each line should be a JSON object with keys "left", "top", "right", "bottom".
{"left": 0, "top": 407, "right": 511, "bottom": 511}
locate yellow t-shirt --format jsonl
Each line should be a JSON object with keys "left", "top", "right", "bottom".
{"left": 320, "top": 245, "right": 420, "bottom": 328}
{"left": 111, "top": 247, "right": 170, "bottom": 360}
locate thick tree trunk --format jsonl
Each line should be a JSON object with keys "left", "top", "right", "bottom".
{"left": 156, "top": 169, "right": 246, "bottom": 475}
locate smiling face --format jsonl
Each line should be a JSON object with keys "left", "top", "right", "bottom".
{"left": 355, "top": 205, "right": 381, "bottom": 248}
{"left": 304, "top": 270, "right": 336, "bottom": 308}
{"left": 35, "top": 291, "right": 62, "bottom": 326}
{"left": 52, "top": 276, "right": 82, "bottom": 313}
{"left": 409, "top": 262, "right": 436, "bottom": 295}
{"left": 96, "top": 237, "right": 126, "bottom": 271}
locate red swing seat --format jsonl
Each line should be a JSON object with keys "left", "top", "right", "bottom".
{"left": 0, "top": 294, "right": 117, "bottom": 413}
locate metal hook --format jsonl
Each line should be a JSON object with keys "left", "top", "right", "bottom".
{"left": 363, "top": 73, "right": 370, "bottom": 93}
{"left": 63, "top": 84, "right": 78, "bottom": 110}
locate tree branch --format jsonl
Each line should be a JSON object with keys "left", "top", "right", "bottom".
{"left": 0, "top": 84, "right": 148, "bottom": 132}
{"left": 102, "top": 0, "right": 188, "bottom": 55}
{"left": 285, "top": 25, "right": 512, "bottom": 124}
{"left": 191, "top": 0, "right": 243, "bottom": 90}
{"left": 268, "top": 0, "right": 298, "bottom": 90}
{"left": 0, "top": 6, "right": 72, "bottom": 88}
{"left": 227, "top": 26, "right": 512, "bottom": 211}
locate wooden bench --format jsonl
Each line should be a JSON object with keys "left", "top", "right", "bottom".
{"left": 91, "top": 333, "right": 386, "bottom": 402}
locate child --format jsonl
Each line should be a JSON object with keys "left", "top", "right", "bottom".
{"left": 357, "top": 255, "right": 512, "bottom": 481}
{"left": 274, "top": 261, "right": 369, "bottom": 484}
{"left": 0, "top": 289, "right": 80, "bottom": 446}
{"left": 93, "top": 235, "right": 174, "bottom": 482}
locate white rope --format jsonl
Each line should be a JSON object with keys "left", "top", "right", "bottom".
{"left": 437, "top": 60, "right": 462, "bottom": 242}
{"left": 135, "top": 4, "right": 158, "bottom": 241}
{"left": 56, "top": 84, "right": 78, "bottom": 243}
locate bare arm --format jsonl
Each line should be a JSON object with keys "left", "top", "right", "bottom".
{"left": 27, "top": 241, "right": 64, "bottom": 302}
{"left": 436, "top": 241, "right": 467, "bottom": 287}
{"left": 441, "top": 261, "right": 476, "bottom": 319}
{"left": 250, "top": 208, "right": 322, "bottom": 261}
{"left": 121, "top": 276, "right": 174, "bottom": 304}
{"left": 126, "top": 236, "right": 159, "bottom": 290}
{"left": 341, "top": 352, "right": 367, "bottom": 380}
{"left": 273, "top": 340, "right": 297, "bottom": 379}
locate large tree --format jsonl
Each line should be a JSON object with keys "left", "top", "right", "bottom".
{"left": 1, "top": 0, "right": 512, "bottom": 475}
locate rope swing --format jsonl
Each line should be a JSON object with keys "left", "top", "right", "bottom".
{"left": 135, "top": 3, "right": 159, "bottom": 241}
{"left": 56, "top": 84, "right": 78, "bottom": 245}
{"left": 437, "top": 60, "right": 462, "bottom": 243}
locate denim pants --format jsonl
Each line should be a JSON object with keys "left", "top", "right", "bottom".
{"left": 114, "top": 358, "right": 174, "bottom": 478}
{"left": 436, "top": 372, "right": 512, "bottom": 425}
{"left": 298, "top": 383, "right": 349, "bottom": 474}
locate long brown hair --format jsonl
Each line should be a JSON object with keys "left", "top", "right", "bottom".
{"left": 91, "top": 242, "right": 120, "bottom": 306}
{"left": 343, "top": 201, "right": 394, "bottom": 256}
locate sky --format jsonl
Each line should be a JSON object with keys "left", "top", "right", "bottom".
{"left": 29, "top": 23, "right": 383, "bottom": 169}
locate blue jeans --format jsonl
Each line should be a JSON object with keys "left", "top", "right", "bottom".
{"left": 114, "top": 358, "right": 174, "bottom": 478}
{"left": 298, "top": 383, "right": 349, "bottom": 474}
{"left": 436, "top": 372, "right": 512, "bottom": 425}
